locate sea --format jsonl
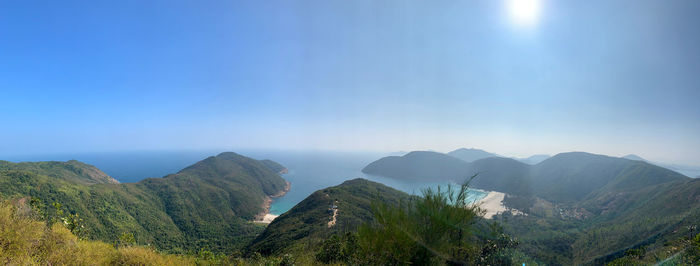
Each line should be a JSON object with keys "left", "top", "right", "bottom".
{"left": 2, "top": 150, "right": 488, "bottom": 215}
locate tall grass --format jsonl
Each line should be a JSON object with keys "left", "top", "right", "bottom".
{"left": 0, "top": 200, "right": 196, "bottom": 265}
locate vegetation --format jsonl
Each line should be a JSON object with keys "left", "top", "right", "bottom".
{"left": 0, "top": 160, "right": 119, "bottom": 184}
{"left": 363, "top": 150, "right": 699, "bottom": 264}
{"left": 1, "top": 150, "right": 697, "bottom": 265}
{"left": 312, "top": 181, "right": 519, "bottom": 265}
{"left": 0, "top": 199, "right": 193, "bottom": 265}
{"left": 495, "top": 178, "right": 700, "bottom": 264}
{"left": 247, "top": 178, "right": 411, "bottom": 255}
{"left": 0, "top": 199, "right": 310, "bottom": 265}
{"left": 605, "top": 232, "right": 700, "bottom": 265}
{"left": 0, "top": 152, "right": 288, "bottom": 253}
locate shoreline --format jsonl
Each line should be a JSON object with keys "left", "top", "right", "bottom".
{"left": 476, "top": 191, "right": 507, "bottom": 219}
{"left": 254, "top": 180, "right": 291, "bottom": 224}
{"left": 476, "top": 191, "right": 526, "bottom": 219}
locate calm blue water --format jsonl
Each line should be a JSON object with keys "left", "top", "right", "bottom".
{"left": 2, "top": 150, "right": 488, "bottom": 215}
{"left": 238, "top": 150, "right": 488, "bottom": 215}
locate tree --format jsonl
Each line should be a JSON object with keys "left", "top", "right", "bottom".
{"left": 342, "top": 176, "right": 518, "bottom": 265}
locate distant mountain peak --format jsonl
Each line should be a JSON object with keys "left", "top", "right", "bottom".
{"left": 622, "top": 154, "right": 646, "bottom": 161}
{"left": 447, "top": 148, "right": 500, "bottom": 162}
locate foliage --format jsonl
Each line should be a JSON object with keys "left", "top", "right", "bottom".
{"left": 0, "top": 199, "right": 324, "bottom": 265}
{"left": 322, "top": 181, "right": 519, "bottom": 265}
{"left": 365, "top": 150, "right": 700, "bottom": 264}
{"left": 0, "top": 159, "right": 117, "bottom": 184}
{"left": 247, "top": 178, "right": 411, "bottom": 256}
{"left": 0, "top": 200, "right": 194, "bottom": 265}
{"left": 0, "top": 152, "right": 288, "bottom": 253}
{"left": 315, "top": 233, "right": 358, "bottom": 264}
{"left": 118, "top": 232, "right": 136, "bottom": 248}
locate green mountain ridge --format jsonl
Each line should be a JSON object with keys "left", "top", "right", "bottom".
{"left": 0, "top": 152, "right": 288, "bottom": 253}
{"left": 0, "top": 160, "right": 119, "bottom": 184}
{"left": 246, "top": 178, "right": 411, "bottom": 256}
{"left": 362, "top": 150, "right": 698, "bottom": 264}
{"left": 363, "top": 151, "right": 689, "bottom": 202}
{"left": 1, "top": 150, "right": 696, "bottom": 264}
{"left": 362, "top": 151, "right": 474, "bottom": 182}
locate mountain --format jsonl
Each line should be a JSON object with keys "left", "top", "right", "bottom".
{"left": 530, "top": 152, "right": 687, "bottom": 202}
{"left": 246, "top": 178, "right": 411, "bottom": 255}
{"left": 363, "top": 151, "right": 689, "bottom": 203}
{"left": 622, "top": 154, "right": 646, "bottom": 161}
{"left": 0, "top": 152, "right": 288, "bottom": 253}
{"left": 362, "top": 151, "right": 473, "bottom": 182}
{"left": 516, "top": 154, "right": 551, "bottom": 165}
{"left": 0, "top": 160, "right": 119, "bottom": 184}
{"left": 470, "top": 157, "right": 533, "bottom": 196}
{"left": 502, "top": 176, "right": 700, "bottom": 264}
{"left": 447, "top": 148, "right": 500, "bottom": 162}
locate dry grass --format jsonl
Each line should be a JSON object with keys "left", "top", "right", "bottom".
{"left": 0, "top": 201, "right": 196, "bottom": 265}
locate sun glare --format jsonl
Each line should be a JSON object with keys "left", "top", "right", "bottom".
{"left": 507, "top": 0, "right": 541, "bottom": 27}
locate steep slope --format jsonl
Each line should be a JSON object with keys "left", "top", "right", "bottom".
{"left": 362, "top": 151, "right": 472, "bottom": 182}
{"left": 246, "top": 178, "right": 411, "bottom": 255}
{"left": 579, "top": 178, "right": 700, "bottom": 263}
{"left": 0, "top": 160, "right": 119, "bottom": 184}
{"left": 502, "top": 177, "right": 700, "bottom": 264}
{"left": 531, "top": 152, "right": 687, "bottom": 202}
{"left": 447, "top": 148, "right": 500, "bottom": 162}
{"left": 0, "top": 152, "right": 287, "bottom": 253}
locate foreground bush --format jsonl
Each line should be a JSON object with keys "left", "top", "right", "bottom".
{"left": 0, "top": 200, "right": 195, "bottom": 265}
{"left": 315, "top": 179, "right": 519, "bottom": 265}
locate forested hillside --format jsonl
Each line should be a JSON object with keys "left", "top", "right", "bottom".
{"left": 0, "top": 152, "right": 288, "bottom": 253}
{"left": 0, "top": 160, "right": 119, "bottom": 184}
{"left": 247, "top": 178, "right": 411, "bottom": 255}
{"left": 362, "top": 151, "right": 699, "bottom": 264}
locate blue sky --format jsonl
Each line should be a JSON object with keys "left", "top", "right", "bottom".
{"left": 1, "top": 0, "right": 699, "bottom": 165}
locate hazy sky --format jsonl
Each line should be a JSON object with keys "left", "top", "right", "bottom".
{"left": 1, "top": 0, "right": 699, "bottom": 164}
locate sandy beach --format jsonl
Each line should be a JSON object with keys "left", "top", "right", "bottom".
{"left": 254, "top": 181, "right": 291, "bottom": 224}
{"left": 477, "top": 191, "right": 508, "bottom": 219}
{"left": 476, "top": 191, "right": 526, "bottom": 219}
{"left": 256, "top": 214, "right": 279, "bottom": 224}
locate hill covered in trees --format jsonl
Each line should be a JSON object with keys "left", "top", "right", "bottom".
{"left": 0, "top": 152, "right": 288, "bottom": 253}
{"left": 246, "top": 178, "right": 411, "bottom": 256}
{"left": 362, "top": 151, "right": 698, "bottom": 264}
{"left": 0, "top": 160, "right": 119, "bottom": 184}
{"left": 1, "top": 150, "right": 697, "bottom": 265}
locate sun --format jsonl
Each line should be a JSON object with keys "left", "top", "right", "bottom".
{"left": 507, "top": 0, "right": 541, "bottom": 27}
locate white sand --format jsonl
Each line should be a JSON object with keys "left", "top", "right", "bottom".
{"left": 475, "top": 191, "right": 526, "bottom": 219}
{"left": 476, "top": 191, "right": 508, "bottom": 219}
{"left": 254, "top": 214, "right": 279, "bottom": 224}
{"left": 252, "top": 182, "right": 290, "bottom": 224}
